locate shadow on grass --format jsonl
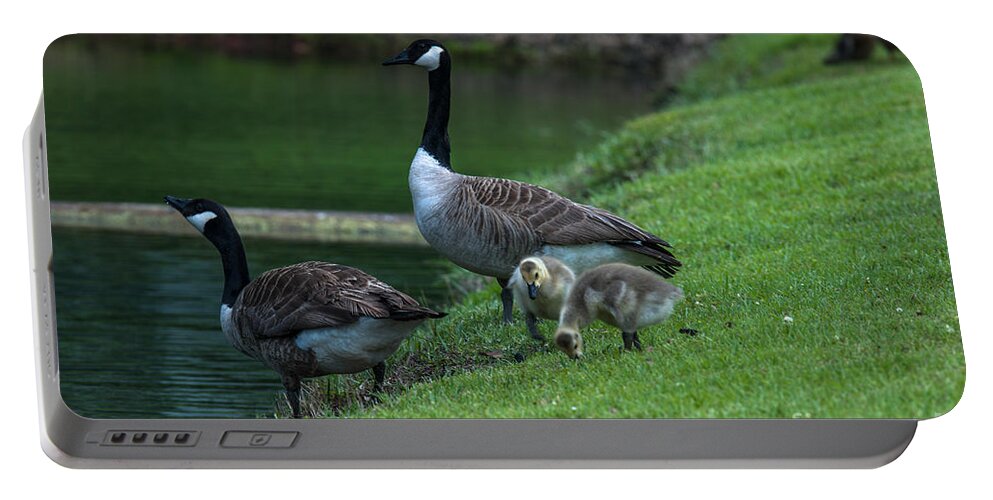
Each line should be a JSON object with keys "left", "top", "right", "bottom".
{"left": 276, "top": 342, "right": 549, "bottom": 418}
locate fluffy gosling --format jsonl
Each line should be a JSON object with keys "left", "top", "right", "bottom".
{"left": 508, "top": 256, "right": 576, "bottom": 341}
{"left": 555, "top": 263, "right": 684, "bottom": 358}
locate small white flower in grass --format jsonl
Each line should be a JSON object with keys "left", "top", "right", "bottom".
{"left": 783, "top": 315, "right": 794, "bottom": 325}
{"left": 570, "top": 406, "right": 577, "bottom": 411}
{"left": 896, "top": 307, "right": 903, "bottom": 313}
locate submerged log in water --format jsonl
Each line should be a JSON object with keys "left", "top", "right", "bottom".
{"left": 51, "top": 201, "right": 427, "bottom": 246}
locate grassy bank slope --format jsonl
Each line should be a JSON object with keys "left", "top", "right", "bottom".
{"left": 306, "top": 35, "right": 963, "bottom": 419}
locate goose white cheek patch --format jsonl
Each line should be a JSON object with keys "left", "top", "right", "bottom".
{"left": 186, "top": 211, "right": 217, "bottom": 232}
{"left": 414, "top": 46, "right": 445, "bottom": 71}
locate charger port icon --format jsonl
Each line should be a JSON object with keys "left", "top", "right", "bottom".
{"left": 249, "top": 434, "right": 271, "bottom": 446}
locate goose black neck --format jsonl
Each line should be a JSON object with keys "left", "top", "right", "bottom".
{"left": 210, "top": 223, "right": 251, "bottom": 307}
{"left": 420, "top": 58, "right": 452, "bottom": 169}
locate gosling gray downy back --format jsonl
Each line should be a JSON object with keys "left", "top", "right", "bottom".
{"left": 555, "top": 263, "right": 683, "bottom": 358}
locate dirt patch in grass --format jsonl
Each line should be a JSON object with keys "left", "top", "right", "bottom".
{"left": 276, "top": 343, "right": 547, "bottom": 418}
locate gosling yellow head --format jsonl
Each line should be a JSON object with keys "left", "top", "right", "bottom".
{"left": 554, "top": 327, "right": 583, "bottom": 359}
{"left": 518, "top": 256, "right": 551, "bottom": 300}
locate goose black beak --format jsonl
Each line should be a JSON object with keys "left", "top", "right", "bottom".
{"left": 527, "top": 283, "right": 539, "bottom": 300}
{"left": 164, "top": 195, "right": 191, "bottom": 212}
{"left": 382, "top": 49, "right": 413, "bottom": 66}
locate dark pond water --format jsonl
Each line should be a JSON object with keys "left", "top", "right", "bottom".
{"left": 54, "top": 228, "right": 451, "bottom": 418}
{"left": 44, "top": 40, "right": 653, "bottom": 213}
{"left": 44, "top": 39, "right": 655, "bottom": 418}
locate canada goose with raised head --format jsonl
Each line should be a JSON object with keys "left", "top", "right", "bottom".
{"left": 164, "top": 196, "right": 445, "bottom": 418}
{"left": 508, "top": 256, "right": 576, "bottom": 341}
{"left": 383, "top": 39, "right": 682, "bottom": 324}
{"left": 555, "top": 263, "right": 683, "bottom": 359}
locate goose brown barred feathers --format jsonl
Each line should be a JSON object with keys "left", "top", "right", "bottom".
{"left": 385, "top": 39, "right": 682, "bottom": 324}
{"left": 233, "top": 261, "right": 441, "bottom": 338}
{"left": 164, "top": 196, "right": 445, "bottom": 418}
{"left": 459, "top": 176, "right": 681, "bottom": 275}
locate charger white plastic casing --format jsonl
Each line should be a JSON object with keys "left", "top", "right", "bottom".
{"left": 25, "top": 97, "right": 917, "bottom": 468}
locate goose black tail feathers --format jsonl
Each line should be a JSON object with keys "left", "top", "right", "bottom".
{"left": 609, "top": 240, "right": 682, "bottom": 278}
{"left": 390, "top": 309, "right": 448, "bottom": 321}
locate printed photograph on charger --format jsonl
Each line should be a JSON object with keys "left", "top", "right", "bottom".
{"left": 43, "top": 34, "right": 964, "bottom": 419}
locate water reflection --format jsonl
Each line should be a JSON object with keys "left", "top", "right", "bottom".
{"left": 44, "top": 39, "right": 653, "bottom": 418}
{"left": 54, "top": 227, "right": 450, "bottom": 418}
{"left": 44, "top": 42, "right": 652, "bottom": 213}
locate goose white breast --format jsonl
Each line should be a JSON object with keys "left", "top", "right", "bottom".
{"left": 294, "top": 318, "right": 422, "bottom": 374}
{"left": 386, "top": 38, "right": 682, "bottom": 323}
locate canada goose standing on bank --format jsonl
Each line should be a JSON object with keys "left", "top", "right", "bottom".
{"left": 508, "top": 256, "right": 576, "bottom": 341}
{"left": 383, "top": 39, "right": 682, "bottom": 324}
{"left": 555, "top": 263, "right": 683, "bottom": 359}
{"left": 165, "top": 196, "right": 445, "bottom": 418}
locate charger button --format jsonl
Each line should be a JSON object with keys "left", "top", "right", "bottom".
{"left": 220, "top": 431, "right": 298, "bottom": 449}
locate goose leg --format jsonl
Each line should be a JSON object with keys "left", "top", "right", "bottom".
{"left": 372, "top": 361, "right": 386, "bottom": 392}
{"left": 622, "top": 331, "right": 642, "bottom": 351}
{"left": 525, "top": 312, "right": 544, "bottom": 341}
{"left": 281, "top": 374, "right": 302, "bottom": 419}
{"left": 496, "top": 278, "right": 514, "bottom": 324}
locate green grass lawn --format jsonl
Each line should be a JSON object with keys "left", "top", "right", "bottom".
{"left": 298, "top": 35, "right": 964, "bottom": 420}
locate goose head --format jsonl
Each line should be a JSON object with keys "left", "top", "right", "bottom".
{"left": 554, "top": 327, "right": 584, "bottom": 359}
{"left": 164, "top": 195, "right": 236, "bottom": 246}
{"left": 382, "top": 39, "right": 448, "bottom": 71}
{"left": 518, "top": 257, "right": 552, "bottom": 300}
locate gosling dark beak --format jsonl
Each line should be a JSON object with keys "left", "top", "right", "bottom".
{"left": 527, "top": 283, "right": 539, "bottom": 300}
{"left": 164, "top": 195, "right": 190, "bottom": 212}
{"left": 382, "top": 49, "right": 413, "bottom": 66}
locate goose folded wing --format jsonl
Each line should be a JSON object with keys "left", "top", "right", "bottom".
{"left": 466, "top": 176, "right": 672, "bottom": 247}
{"left": 232, "top": 262, "right": 429, "bottom": 338}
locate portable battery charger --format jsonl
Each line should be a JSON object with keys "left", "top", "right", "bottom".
{"left": 26, "top": 34, "right": 963, "bottom": 468}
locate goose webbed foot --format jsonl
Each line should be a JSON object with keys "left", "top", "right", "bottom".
{"left": 281, "top": 374, "right": 302, "bottom": 419}
{"left": 497, "top": 278, "right": 514, "bottom": 324}
{"left": 622, "top": 331, "right": 643, "bottom": 351}
{"left": 525, "top": 312, "right": 544, "bottom": 341}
